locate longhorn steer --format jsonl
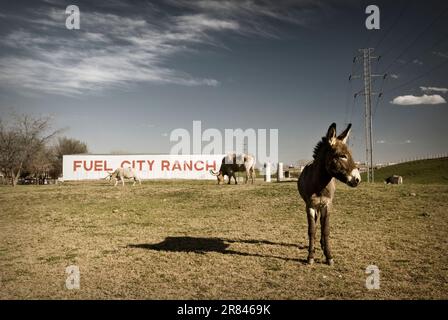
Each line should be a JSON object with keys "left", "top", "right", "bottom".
{"left": 210, "top": 153, "right": 256, "bottom": 184}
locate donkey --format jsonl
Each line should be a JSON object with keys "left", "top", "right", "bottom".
{"left": 298, "top": 123, "right": 361, "bottom": 265}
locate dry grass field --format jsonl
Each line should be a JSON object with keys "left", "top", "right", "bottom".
{"left": 1, "top": 179, "right": 447, "bottom": 299}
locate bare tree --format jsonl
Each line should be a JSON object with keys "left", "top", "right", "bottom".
{"left": 0, "top": 114, "right": 61, "bottom": 186}
{"left": 23, "top": 145, "right": 53, "bottom": 184}
{"left": 50, "top": 137, "right": 88, "bottom": 179}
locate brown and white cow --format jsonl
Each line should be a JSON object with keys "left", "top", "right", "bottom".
{"left": 385, "top": 175, "right": 403, "bottom": 184}
{"left": 210, "top": 153, "right": 256, "bottom": 184}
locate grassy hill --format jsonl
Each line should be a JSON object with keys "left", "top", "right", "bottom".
{"left": 366, "top": 157, "right": 448, "bottom": 184}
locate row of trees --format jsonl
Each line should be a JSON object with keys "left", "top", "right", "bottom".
{"left": 0, "top": 114, "right": 88, "bottom": 186}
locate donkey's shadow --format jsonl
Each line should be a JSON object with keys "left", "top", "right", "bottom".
{"left": 128, "top": 236, "right": 308, "bottom": 264}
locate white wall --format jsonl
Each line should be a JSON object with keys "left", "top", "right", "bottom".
{"left": 63, "top": 154, "right": 225, "bottom": 180}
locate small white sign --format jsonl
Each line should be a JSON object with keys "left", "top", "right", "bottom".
{"left": 365, "top": 265, "right": 380, "bottom": 290}
{"left": 65, "top": 265, "right": 80, "bottom": 290}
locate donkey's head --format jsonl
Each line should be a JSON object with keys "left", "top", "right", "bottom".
{"left": 321, "top": 123, "right": 361, "bottom": 187}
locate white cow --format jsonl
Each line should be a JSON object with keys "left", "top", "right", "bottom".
{"left": 106, "top": 167, "right": 141, "bottom": 186}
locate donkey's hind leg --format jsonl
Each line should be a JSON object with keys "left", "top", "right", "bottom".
{"left": 306, "top": 207, "right": 318, "bottom": 264}
{"left": 320, "top": 205, "right": 334, "bottom": 265}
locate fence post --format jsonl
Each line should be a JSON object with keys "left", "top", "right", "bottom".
{"left": 264, "top": 163, "right": 271, "bottom": 182}
{"left": 277, "top": 162, "right": 283, "bottom": 182}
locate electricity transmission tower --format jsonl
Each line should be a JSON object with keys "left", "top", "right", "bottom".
{"left": 350, "top": 48, "right": 386, "bottom": 183}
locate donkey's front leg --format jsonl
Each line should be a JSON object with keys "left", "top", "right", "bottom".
{"left": 306, "top": 207, "right": 318, "bottom": 264}
{"left": 320, "top": 205, "right": 334, "bottom": 265}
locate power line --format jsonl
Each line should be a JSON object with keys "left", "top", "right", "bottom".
{"left": 381, "top": 6, "right": 448, "bottom": 74}
{"left": 343, "top": 76, "right": 352, "bottom": 125}
{"left": 387, "top": 32, "right": 448, "bottom": 75}
{"left": 348, "top": 92, "right": 358, "bottom": 125}
{"left": 385, "top": 58, "right": 448, "bottom": 94}
{"left": 373, "top": 79, "right": 385, "bottom": 118}
{"left": 344, "top": 58, "right": 358, "bottom": 125}
{"left": 374, "top": 0, "right": 410, "bottom": 51}
{"left": 371, "top": 47, "right": 387, "bottom": 118}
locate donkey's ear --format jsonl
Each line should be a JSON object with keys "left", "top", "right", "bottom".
{"left": 326, "top": 123, "right": 337, "bottom": 145}
{"left": 337, "top": 123, "right": 352, "bottom": 144}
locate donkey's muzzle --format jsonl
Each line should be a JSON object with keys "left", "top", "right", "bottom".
{"left": 347, "top": 169, "right": 361, "bottom": 187}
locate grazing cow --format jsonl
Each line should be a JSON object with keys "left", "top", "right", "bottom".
{"left": 106, "top": 167, "right": 141, "bottom": 186}
{"left": 385, "top": 175, "right": 403, "bottom": 184}
{"left": 298, "top": 123, "right": 361, "bottom": 265}
{"left": 210, "top": 153, "right": 256, "bottom": 185}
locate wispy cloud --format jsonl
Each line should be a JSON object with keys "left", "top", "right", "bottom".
{"left": 433, "top": 51, "right": 448, "bottom": 59}
{"left": 420, "top": 86, "right": 448, "bottom": 94}
{"left": 0, "top": 8, "right": 234, "bottom": 96}
{"left": 167, "top": 0, "right": 324, "bottom": 37}
{"left": 390, "top": 94, "right": 446, "bottom": 105}
{"left": 412, "top": 59, "right": 423, "bottom": 65}
{"left": 376, "top": 139, "right": 412, "bottom": 145}
{"left": 0, "top": 1, "right": 314, "bottom": 96}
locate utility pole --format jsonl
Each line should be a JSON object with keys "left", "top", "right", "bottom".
{"left": 362, "top": 48, "right": 373, "bottom": 183}
{"left": 350, "top": 48, "right": 385, "bottom": 183}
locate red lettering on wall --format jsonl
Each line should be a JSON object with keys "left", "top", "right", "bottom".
{"left": 172, "top": 161, "right": 181, "bottom": 171}
{"left": 161, "top": 160, "right": 170, "bottom": 171}
{"left": 70, "top": 157, "right": 221, "bottom": 176}
{"left": 205, "top": 161, "right": 217, "bottom": 172}
{"left": 105, "top": 161, "right": 113, "bottom": 171}
{"left": 94, "top": 160, "right": 103, "bottom": 171}
{"left": 136, "top": 160, "right": 144, "bottom": 171}
{"left": 147, "top": 160, "right": 154, "bottom": 170}
{"left": 194, "top": 160, "right": 204, "bottom": 171}
{"left": 184, "top": 160, "right": 192, "bottom": 171}
{"left": 121, "top": 160, "right": 131, "bottom": 168}
{"left": 73, "top": 160, "right": 82, "bottom": 172}
{"left": 84, "top": 160, "right": 93, "bottom": 171}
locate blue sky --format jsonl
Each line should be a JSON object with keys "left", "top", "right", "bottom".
{"left": 0, "top": 0, "right": 447, "bottom": 165}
